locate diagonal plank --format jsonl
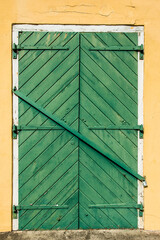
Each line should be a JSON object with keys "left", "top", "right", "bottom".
{"left": 79, "top": 147, "right": 137, "bottom": 202}
{"left": 81, "top": 34, "right": 138, "bottom": 89}
{"left": 80, "top": 75, "right": 137, "bottom": 124}
{"left": 80, "top": 64, "right": 137, "bottom": 117}
{"left": 19, "top": 81, "right": 79, "bottom": 126}
{"left": 79, "top": 105, "right": 137, "bottom": 162}
{"left": 94, "top": 32, "right": 138, "bottom": 73}
{"left": 37, "top": 191, "right": 79, "bottom": 230}
{"left": 19, "top": 150, "right": 78, "bottom": 204}
{"left": 19, "top": 33, "right": 78, "bottom": 88}
{"left": 79, "top": 145, "right": 137, "bottom": 200}
{"left": 79, "top": 172, "right": 136, "bottom": 228}
{"left": 20, "top": 177, "right": 78, "bottom": 230}
{"left": 79, "top": 168, "right": 137, "bottom": 228}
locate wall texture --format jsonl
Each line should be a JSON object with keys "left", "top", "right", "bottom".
{"left": 0, "top": 0, "right": 160, "bottom": 231}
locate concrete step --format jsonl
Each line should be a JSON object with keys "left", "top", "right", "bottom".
{"left": 1, "top": 230, "right": 160, "bottom": 240}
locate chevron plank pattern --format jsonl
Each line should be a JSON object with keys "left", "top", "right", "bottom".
{"left": 17, "top": 31, "right": 139, "bottom": 230}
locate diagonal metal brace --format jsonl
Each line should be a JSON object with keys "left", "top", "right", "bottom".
{"left": 13, "top": 89, "right": 145, "bottom": 182}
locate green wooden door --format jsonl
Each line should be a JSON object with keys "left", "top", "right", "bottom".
{"left": 13, "top": 31, "right": 143, "bottom": 230}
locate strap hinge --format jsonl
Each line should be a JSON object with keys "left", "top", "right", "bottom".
{"left": 12, "top": 44, "right": 69, "bottom": 59}
{"left": 13, "top": 204, "right": 68, "bottom": 211}
{"left": 89, "top": 44, "right": 144, "bottom": 60}
{"left": 89, "top": 203, "right": 144, "bottom": 217}
{"left": 89, "top": 124, "right": 144, "bottom": 139}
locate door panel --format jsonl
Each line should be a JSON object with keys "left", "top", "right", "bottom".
{"left": 18, "top": 32, "right": 79, "bottom": 230}
{"left": 79, "top": 33, "right": 138, "bottom": 228}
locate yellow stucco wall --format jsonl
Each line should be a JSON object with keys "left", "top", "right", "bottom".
{"left": 0, "top": 0, "right": 160, "bottom": 231}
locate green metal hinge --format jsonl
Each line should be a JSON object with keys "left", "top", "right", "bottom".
{"left": 13, "top": 204, "right": 69, "bottom": 218}
{"left": 89, "top": 44, "right": 144, "bottom": 60}
{"left": 12, "top": 44, "right": 69, "bottom": 59}
{"left": 89, "top": 203, "right": 144, "bottom": 217}
{"left": 13, "top": 205, "right": 69, "bottom": 211}
{"left": 12, "top": 124, "right": 64, "bottom": 138}
{"left": 89, "top": 124, "right": 144, "bottom": 139}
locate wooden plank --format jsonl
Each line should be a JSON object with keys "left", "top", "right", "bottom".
{"left": 81, "top": 33, "right": 138, "bottom": 89}
{"left": 79, "top": 144, "right": 137, "bottom": 200}
{"left": 38, "top": 191, "right": 78, "bottom": 230}
{"left": 79, "top": 190, "right": 118, "bottom": 228}
{"left": 80, "top": 75, "right": 137, "bottom": 125}
{"left": 19, "top": 147, "right": 79, "bottom": 204}
{"left": 80, "top": 65, "right": 137, "bottom": 117}
{"left": 20, "top": 170, "right": 78, "bottom": 229}
{"left": 79, "top": 163, "right": 137, "bottom": 228}
{"left": 19, "top": 78, "right": 79, "bottom": 126}
{"left": 80, "top": 97, "right": 138, "bottom": 146}
{"left": 19, "top": 133, "right": 77, "bottom": 184}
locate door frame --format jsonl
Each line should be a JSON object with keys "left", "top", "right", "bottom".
{"left": 12, "top": 24, "right": 144, "bottom": 230}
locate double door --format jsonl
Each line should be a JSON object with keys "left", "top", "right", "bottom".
{"left": 13, "top": 31, "right": 143, "bottom": 229}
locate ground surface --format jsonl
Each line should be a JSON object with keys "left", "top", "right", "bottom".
{"left": 0, "top": 230, "right": 160, "bottom": 240}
